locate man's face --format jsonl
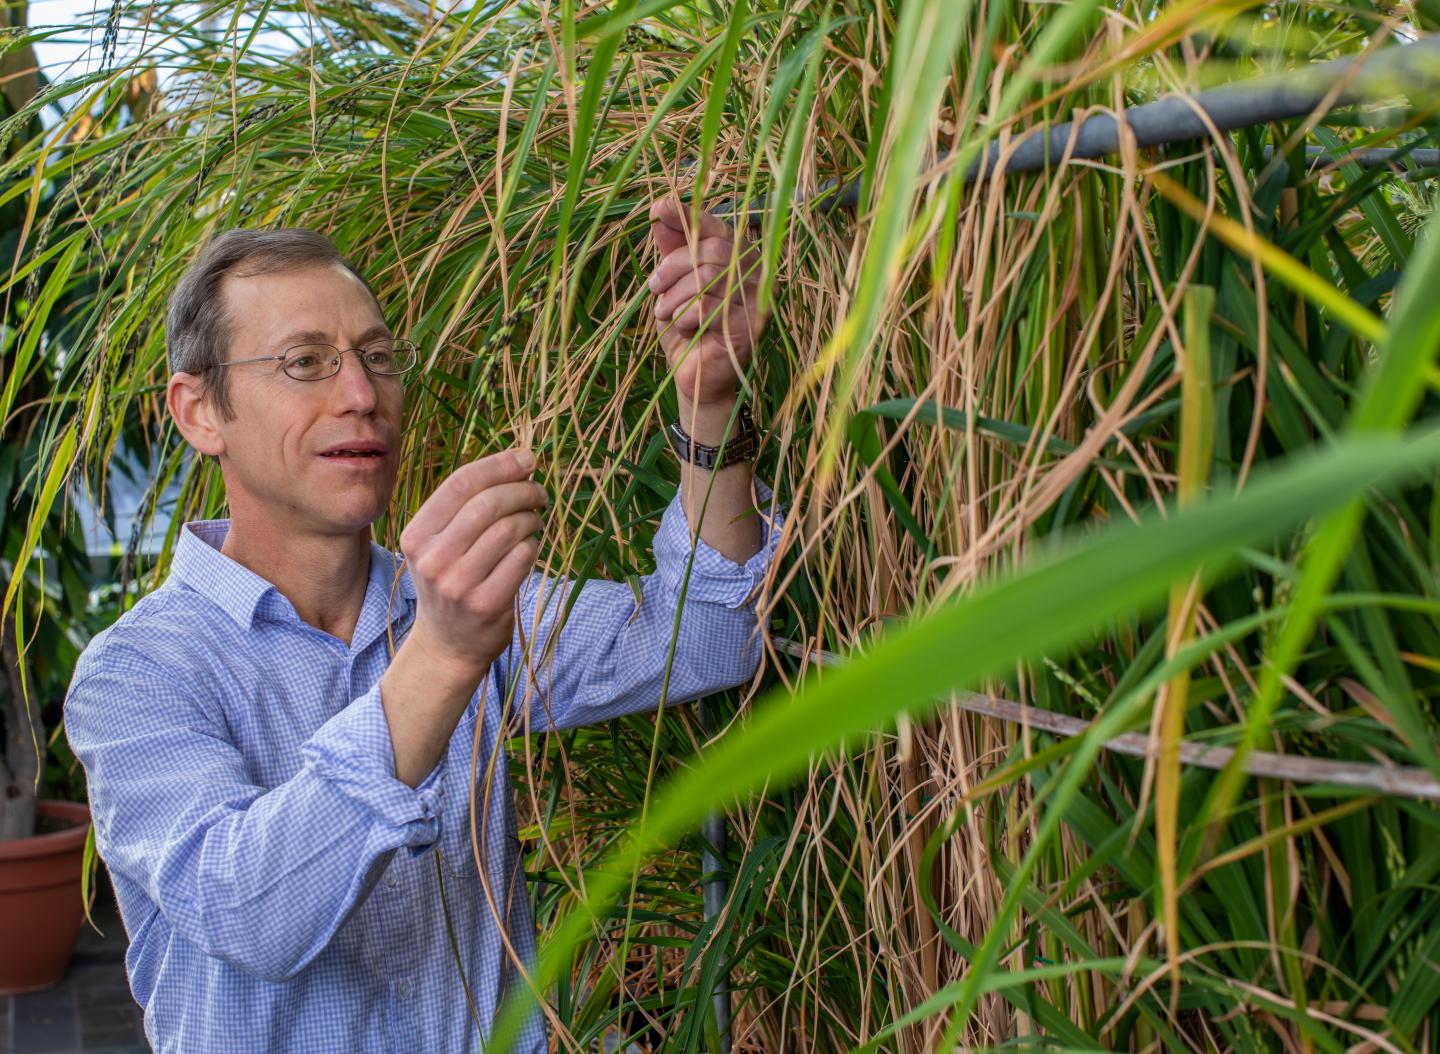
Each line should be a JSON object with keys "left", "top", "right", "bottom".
{"left": 206, "top": 262, "right": 405, "bottom": 537}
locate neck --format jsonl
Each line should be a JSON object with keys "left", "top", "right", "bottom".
{"left": 219, "top": 503, "right": 373, "bottom": 647}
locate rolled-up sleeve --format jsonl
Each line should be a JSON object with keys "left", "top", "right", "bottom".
{"left": 497, "top": 478, "right": 786, "bottom": 733}
{"left": 652, "top": 480, "right": 781, "bottom": 609}
{"left": 66, "top": 645, "right": 445, "bottom": 983}
{"left": 301, "top": 681, "right": 446, "bottom": 833}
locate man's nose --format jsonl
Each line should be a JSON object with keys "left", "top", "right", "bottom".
{"left": 329, "top": 349, "right": 380, "bottom": 412}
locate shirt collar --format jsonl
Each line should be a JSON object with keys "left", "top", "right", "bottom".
{"left": 170, "top": 519, "right": 416, "bottom": 633}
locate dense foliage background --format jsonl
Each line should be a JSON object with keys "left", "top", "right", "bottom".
{"left": 5, "top": 0, "right": 1440, "bottom": 1049}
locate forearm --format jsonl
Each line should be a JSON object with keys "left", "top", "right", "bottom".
{"left": 379, "top": 632, "right": 494, "bottom": 787}
{"left": 676, "top": 396, "right": 762, "bottom": 565}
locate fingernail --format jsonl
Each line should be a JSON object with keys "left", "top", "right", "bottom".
{"left": 518, "top": 450, "right": 536, "bottom": 469}
{"left": 648, "top": 273, "right": 660, "bottom": 291}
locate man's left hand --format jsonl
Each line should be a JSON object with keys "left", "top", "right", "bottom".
{"left": 647, "top": 196, "right": 768, "bottom": 406}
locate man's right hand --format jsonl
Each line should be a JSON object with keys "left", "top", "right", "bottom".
{"left": 400, "top": 447, "right": 549, "bottom": 683}
{"left": 380, "top": 447, "right": 548, "bottom": 786}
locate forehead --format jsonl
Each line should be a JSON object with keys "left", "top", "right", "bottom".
{"left": 220, "top": 262, "right": 388, "bottom": 348}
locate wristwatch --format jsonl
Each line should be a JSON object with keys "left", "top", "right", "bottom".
{"left": 665, "top": 402, "right": 760, "bottom": 470}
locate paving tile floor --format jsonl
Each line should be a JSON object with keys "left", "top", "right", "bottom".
{"left": 1, "top": 882, "right": 147, "bottom": 1054}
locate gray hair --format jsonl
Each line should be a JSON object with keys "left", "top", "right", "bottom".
{"left": 165, "top": 228, "right": 382, "bottom": 420}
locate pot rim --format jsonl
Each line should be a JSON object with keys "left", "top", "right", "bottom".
{"left": 0, "top": 799, "right": 92, "bottom": 862}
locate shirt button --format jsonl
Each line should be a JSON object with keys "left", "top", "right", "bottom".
{"left": 385, "top": 873, "right": 398, "bottom": 888}
{"left": 397, "top": 980, "right": 412, "bottom": 998}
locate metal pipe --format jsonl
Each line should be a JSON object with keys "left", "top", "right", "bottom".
{"left": 716, "top": 36, "right": 1440, "bottom": 224}
{"left": 774, "top": 639, "right": 1440, "bottom": 800}
{"left": 1293, "top": 144, "right": 1440, "bottom": 169}
{"left": 696, "top": 699, "right": 732, "bottom": 1052}
{"left": 699, "top": 812, "right": 732, "bottom": 1051}
{"left": 1282, "top": 144, "right": 1440, "bottom": 174}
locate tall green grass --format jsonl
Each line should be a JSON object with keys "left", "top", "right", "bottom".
{"left": 5, "top": 0, "right": 1440, "bottom": 1048}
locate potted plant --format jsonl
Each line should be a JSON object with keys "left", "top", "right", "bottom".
{"left": 0, "top": 341, "right": 105, "bottom": 995}
{"left": 0, "top": 607, "right": 93, "bottom": 994}
{"left": 0, "top": 11, "right": 140, "bottom": 993}
{"left": 0, "top": 402, "right": 103, "bottom": 994}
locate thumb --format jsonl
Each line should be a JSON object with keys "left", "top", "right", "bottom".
{"left": 649, "top": 197, "right": 691, "bottom": 256}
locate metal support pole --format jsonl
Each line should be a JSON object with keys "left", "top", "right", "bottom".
{"left": 696, "top": 699, "right": 732, "bottom": 1052}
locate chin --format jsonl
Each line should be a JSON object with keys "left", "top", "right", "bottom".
{"left": 312, "top": 497, "right": 387, "bottom": 535}
{"left": 332, "top": 507, "right": 386, "bottom": 533}
{"left": 325, "top": 482, "right": 395, "bottom": 529}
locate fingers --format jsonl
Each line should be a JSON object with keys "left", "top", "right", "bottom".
{"left": 649, "top": 196, "right": 735, "bottom": 240}
{"left": 447, "top": 508, "right": 542, "bottom": 596}
{"left": 649, "top": 197, "right": 736, "bottom": 255}
{"left": 487, "top": 535, "right": 541, "bottom": 609}
{"left": 665, "top": 295, "right": 750, "bottom": 339}
{"left": 401, "top": 448, "right": 535, "bottom": 546}
{"left": 420, "top": 479, "right": 548, "bottom": 573}
{"left": 655, "top": 268, "right": 728, "bottom": 323}
{"left": 400, "top": 456, "right": 546, "bottom": 673}
{"left": 648, "top": 237, "right": 749, "bottom": 298}
{"left": 474, "top": 536, "right": 541, "bottom": 637}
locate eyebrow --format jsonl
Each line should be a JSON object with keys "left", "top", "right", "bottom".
{"left": 276, "top": 323, "right": 393, "bottom": 349}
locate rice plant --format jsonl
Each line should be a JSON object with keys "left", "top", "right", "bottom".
{"left": 5, "top": 0, "right": 1440, "bottom": 1048}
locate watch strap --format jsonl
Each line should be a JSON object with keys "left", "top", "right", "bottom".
{"left": 666, "top": 403, "right": 759, "bottom": 470}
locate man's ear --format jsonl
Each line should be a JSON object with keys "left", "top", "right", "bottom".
{"left": 168, "top": 372, "right": 227, "bottom": 457}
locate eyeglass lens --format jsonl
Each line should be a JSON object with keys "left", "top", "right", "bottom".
{"left": 282, "top": 340, "right": 416, "bottom": 381}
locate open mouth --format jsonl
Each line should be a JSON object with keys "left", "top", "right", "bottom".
{"left": 320, "top": 450, "right": 385, "bottom": 458}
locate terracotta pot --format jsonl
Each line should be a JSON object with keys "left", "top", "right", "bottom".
{"left": 0, "top": 799, "right": 92, "bottom": 994}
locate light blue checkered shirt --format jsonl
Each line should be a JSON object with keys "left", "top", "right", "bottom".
{"left": 65, "top": 482, "right": 783, "bottom": 1053}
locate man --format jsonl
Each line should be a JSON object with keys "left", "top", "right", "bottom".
{"left": 64, "top": 197, "right": 784, "bottom": 1052}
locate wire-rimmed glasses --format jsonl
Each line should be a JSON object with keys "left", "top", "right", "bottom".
{"left": 207, "top": 338, "right": 419, "bottom": 382}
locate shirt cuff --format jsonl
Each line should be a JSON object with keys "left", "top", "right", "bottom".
{"left": 299, "top": 681, "right": 445, "bottom": 852}
{"left": 654, "top": 477, "right": 787, "bottom": 609}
